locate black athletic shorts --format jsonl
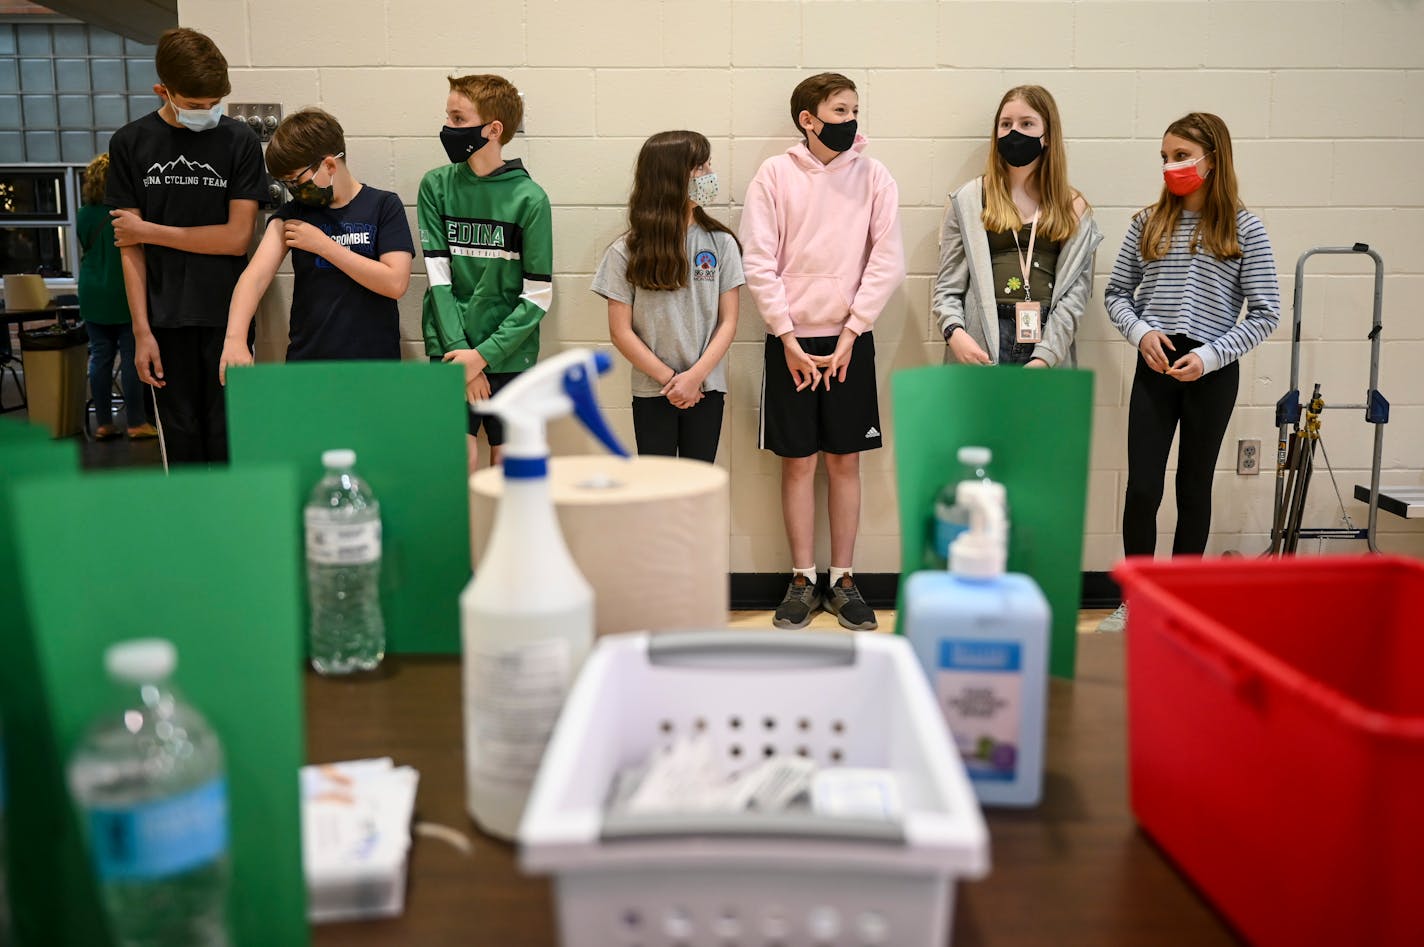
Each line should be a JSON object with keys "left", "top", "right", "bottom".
{"left": 431, "top": 357, "right": 520, "bottom": 443}
{"left": 759, "top": 332, "right": 882, "bottom": 458}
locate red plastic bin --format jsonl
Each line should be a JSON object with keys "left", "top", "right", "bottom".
{"left": 1113, "top": 554, "right": 1424, "bottom": 947}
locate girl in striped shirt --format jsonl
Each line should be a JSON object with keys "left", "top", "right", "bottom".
{"left": 1100, "top": 112, "right": 1280, "bottom": 631}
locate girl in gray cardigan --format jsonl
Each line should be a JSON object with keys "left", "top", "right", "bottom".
{"left": 933, "top": 85, "right": 1102, "bottom": 367}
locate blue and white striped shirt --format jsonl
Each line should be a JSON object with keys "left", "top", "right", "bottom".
{"left": 1105, "top": 209, "right": 1280, "bottom": 375}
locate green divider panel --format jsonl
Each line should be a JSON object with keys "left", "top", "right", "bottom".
{"left": 226, "top": 361, "right": 470, "bottom": 654}
{"left": 11, "top": 467, "right": 308, "bottom": 947}
{"left": 0, "top": 436, "right": 98, "bottom": 947}
{"left": 892, "top": 365, "right": 1093, "bottom": 679}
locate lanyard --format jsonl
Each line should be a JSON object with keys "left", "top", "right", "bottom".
{"left": 1011, "top": 209, "right": 1039, "bottom": 302}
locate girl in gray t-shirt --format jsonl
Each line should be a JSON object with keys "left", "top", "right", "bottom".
{"left": 593, "top": 130, "right": 744, "bottom": 463}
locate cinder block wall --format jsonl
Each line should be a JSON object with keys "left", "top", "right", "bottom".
{"left": 182, "top": 0, "right": 1424, "bottom": 571}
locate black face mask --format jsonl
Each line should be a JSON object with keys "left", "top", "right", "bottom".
{"left": 441, "top": 122, "right": 492, "bottom": 164}
{"left": 812, "top": 117, "right": 858, "bottom": 154}
{"left": 996, "top": 129, "right": 1044, "bottom": 168}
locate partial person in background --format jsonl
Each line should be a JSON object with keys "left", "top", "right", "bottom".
{"left": 595, "top": 130, "right": 742, "bottom": 463}
{"left": 933, "top": 85, "right": 1101, "bottom": 367}
{"left": 78, "top": 153, "right": 155, "bottom": 440}
{"left": 218, "top": 108, "right": 413, "bottom": 383}
{"left": 1099, "top": 112, "right": 1280, "bottom": 632}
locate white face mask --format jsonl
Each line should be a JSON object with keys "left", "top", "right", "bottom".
{"left": 172, "top": 100, "right": 224, "bottom": 132}
{"left": 688, "top": 170, "right": 718, "bottom": 207}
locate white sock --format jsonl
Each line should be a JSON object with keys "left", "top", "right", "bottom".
{"left": 793, "top": 565, "right": 817, "bottom": 583}
{"left": 830, "top": 566, "right": 852, "bottom": 586}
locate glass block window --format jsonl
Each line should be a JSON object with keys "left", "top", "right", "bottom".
{"left": 0, "top": 19, "right": 158, "bottom": 164}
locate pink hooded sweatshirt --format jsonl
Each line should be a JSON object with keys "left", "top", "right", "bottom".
{"left": 740, "top": 136, "right": 905, "bottom": 338}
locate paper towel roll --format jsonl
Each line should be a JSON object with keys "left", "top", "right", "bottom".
{"left": 471, "top": 456, "right": 729, "bottom": 637}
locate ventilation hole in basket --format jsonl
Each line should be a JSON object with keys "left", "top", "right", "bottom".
{"left": 620, "top": 907, "right": 642, "bottom": 930}
{"left": 856, "top": 910, "right": 889, "bottom": 944}
{"left": 830, "top": 749, "right": 844, "bottom": 763}
{"left": 712, "top": 908, "right": 740, "bottom": 939}
{"left": 831, "top": 719, "right": 846, "bottom": 735}
{"left": 762, "top": 715, "right": 776, "bottom": 731}
{"left": 659, "top": 719, "right": 673, "bottom": 734}
{"left": 663, "top": 907, "right": 694, "bottom": 940}
{"left": 729, "top": 744, "right": 743, "bottom": 758}
{"left": 807, "top": 905, "right": 841, "bottom": 941}
{"left": 694, "top": 717, "right": 708, "bottom": 732}
{"left": 729, "top": 715, "right": 742, "bottom": 730}
{"left": 763, "top": 745, "right": 776, "bottom": 758}
{"left": 796, "top": 746, "right": 810, "bottom": 758}
{"left": 798, "top": 717, "right": 811, "bottom": 732}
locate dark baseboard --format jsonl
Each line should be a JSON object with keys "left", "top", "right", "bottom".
{"left": 731, "top": 571, "right": 1124, "bottom": 611}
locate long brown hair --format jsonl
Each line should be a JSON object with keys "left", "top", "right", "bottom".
{"left": 981, "top": 85, "right": 1083, "bottom": 242}
{"left": 624, "top": 130, "right": 739, "bottom": 292}
{"left": 1139, "top": 112, "right": 1243, "bottom": 261}
{"left": 82, "top": 153, "right": 109, "bottom": 205}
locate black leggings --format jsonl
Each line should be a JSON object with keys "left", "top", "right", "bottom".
{"left": 151, "top": 325, "right": 229, "bottom": 465}
{"left": 631, "top": 391, "right": 725, "bottom": 463}
{"left": 1123, "top": 336, "right": 1240, "bottom": 557}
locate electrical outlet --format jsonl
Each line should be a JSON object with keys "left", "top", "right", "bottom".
{"left": 1237, "top": 438, "right": 1261, "bottom": 476}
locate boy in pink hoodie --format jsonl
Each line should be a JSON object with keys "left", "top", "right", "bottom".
{"left": 741, "top": 72, "right": 905, "bottom": 631}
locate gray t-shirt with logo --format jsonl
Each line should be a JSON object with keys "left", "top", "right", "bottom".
{"left": 593, "top": 223, "right": 745, "bottom": 397}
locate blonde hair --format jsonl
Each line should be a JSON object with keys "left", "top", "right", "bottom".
{"left": 981, "top": 85, "right": 1083, "bottom": 243}
{"left": 1138, "top": 112, "right": 1243, "bottom": 261}
{"left": 82, "top": 153, "right": 109, "bottom": 205}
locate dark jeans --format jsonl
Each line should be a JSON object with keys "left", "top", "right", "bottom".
{"left": 151, "top": 325, "right": 229, "bottom": 465}
{"left": 631, "top": 391, "right": 725, "bottom": 463}
{"left": 85, "top": 321, "right": 146, "bottom": 428}
{"left": 1123, "top": 335, "right": 1240, "bottom": 557}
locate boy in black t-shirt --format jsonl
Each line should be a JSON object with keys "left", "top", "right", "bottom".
{"left": 105, "top": 27, "right": 265, "bottom": 464}
{"left": 219, "top": 108, "right": 413, "bottom": 381}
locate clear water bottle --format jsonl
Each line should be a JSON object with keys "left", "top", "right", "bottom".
{"left": 68, "top": 639, "right": 231, "bottom": 947}
{"left": 928, "top": 446, "right": 993, "bottom": 568}
{"left": 305, "top": 449, "right": 385, "bottom": 675}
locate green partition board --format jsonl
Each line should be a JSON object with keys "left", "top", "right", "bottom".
{"left": 0, "top": 436, "right": 96, "bottom": 946}
{"left": 892, "top": 365, "right": 1094, "bottom": 679}
{"left": 12, "top": 467, "right": 308, "bottom": 947}
{"left": 226, "top": 361, "right": 470, "bottom": 654}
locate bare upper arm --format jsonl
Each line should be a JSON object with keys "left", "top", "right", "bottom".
{"left": 1072, "top": 192, "right": 1089, "bottom": 220}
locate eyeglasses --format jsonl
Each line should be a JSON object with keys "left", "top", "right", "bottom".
{"left": 277, "top": 152, "right": 344, "bottom": 189}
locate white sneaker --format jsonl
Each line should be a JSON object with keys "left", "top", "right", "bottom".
{"left": 1096, "top": 603, "right": 1128, "bottom": 633}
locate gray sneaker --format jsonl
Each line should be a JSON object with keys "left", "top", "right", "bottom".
{"left": 773, "top": 574, "right": 822, "bottom": 629}
{"left": 825, "top": 574, "right": 878, "bottom": 631}
{"left": 1097, "top": 603, "right": 1128, "bottom": 633}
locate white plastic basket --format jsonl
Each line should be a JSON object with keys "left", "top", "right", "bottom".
{"left": 520, "top": 631, "right": 991, "bottom": 947}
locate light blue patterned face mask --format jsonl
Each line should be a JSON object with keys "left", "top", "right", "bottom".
{"left": 688, "top": 171, "right": 718, "bottom": 207}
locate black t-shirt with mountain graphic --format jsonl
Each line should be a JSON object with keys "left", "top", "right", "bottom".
{"left": 106, "top": 111, "right": 266, "bottom": 329}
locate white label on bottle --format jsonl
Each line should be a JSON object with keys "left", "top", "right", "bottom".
{"left": 936, "top": 639, "right": 1022, "bottom": 783}
{"left": 305, "top": 514, "right": 381, "bottom": 565}
{"left": 466, "top": 638, "right": 571, "bottom": 790}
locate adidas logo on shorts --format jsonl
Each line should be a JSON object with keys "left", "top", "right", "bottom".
{"left": 865, "top": 426, "right": 880, "bottom": 438}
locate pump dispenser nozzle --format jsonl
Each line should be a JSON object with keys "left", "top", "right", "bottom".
{"left": 474, "top": 349, "right": 628, "bottom": 475}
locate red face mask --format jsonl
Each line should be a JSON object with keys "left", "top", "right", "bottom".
{"left": 1163, "top": 155, "right": 1209, "bottom": 197}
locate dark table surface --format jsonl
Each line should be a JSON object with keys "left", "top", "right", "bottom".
{"left": 1, "top": 303, "right": 81, "bottom": 326}
{"left": 306, "top": 634, "right": 1240, "bottom": 946}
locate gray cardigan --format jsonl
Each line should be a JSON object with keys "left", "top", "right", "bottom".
{"left": 931, "top": 177, "right": 1103, "bottom": 367}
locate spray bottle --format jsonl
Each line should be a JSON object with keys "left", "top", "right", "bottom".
{"left": 460, "top": 348, "right": 627, "bottom": 840}
{"left": 903, "top": 477, "right": 1049, "bottom": 807}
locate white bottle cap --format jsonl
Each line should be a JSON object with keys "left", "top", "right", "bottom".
{"left": 105, "top": 638, "right": 177, "bottom": 684}
{"left": 957, "top": 446, "right": 991, "bottom": 467}
{"left": 950, "top": 480, "right": 1008, "bottom": 578}
{"left": 322, "top": 449, "right": 356, "bottom": 469}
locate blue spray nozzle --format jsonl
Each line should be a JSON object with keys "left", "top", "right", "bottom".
{"left": 563, "top": 360, "right": 629, "bottom": 458}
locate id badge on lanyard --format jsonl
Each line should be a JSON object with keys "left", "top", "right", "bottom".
{"left": 1013, "top": 211, "right": 1042, "bottom": 345}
